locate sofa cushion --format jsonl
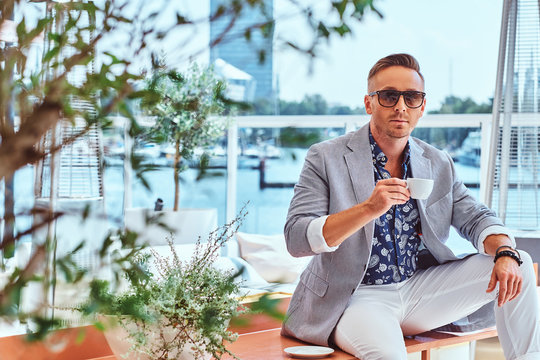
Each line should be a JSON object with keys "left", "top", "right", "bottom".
{"left": 236, "top": 232, "right": 311, "bottom": 283}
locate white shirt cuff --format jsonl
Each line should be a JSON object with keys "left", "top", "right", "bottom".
{"left": 477, "top": 225, "right": 516, "bottom": 254}
{"left": 307, "top": 215, "right": 339, "bottom": 254}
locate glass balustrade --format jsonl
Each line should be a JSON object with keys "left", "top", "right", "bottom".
{"left": 2, "top": 114, "right": 501, "bottom": 252}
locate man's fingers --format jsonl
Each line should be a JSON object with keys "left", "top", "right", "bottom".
{"left": 498, "top": 283, "right": 507, "bottom": 307}
{"left": 388, "top": 192, "right": 409, "bottom": 202}
{"left": 489, "top": 258, "right": 524, "bottom": 306}
{"left": 514, "top": 279, "right": 523, "bottom": 300}
{"left": 504, "top": 280, "right": 514, "bottom": 305}
{"left": 386, "top": 185, "right": 410, "bottom": 199}
{"left": 374, "top": 185, "right": 410, "bottom": 204}
{"left": 378, "top": 178, "right": 408, "bottom": 187}
{"left": 486, "top": 271, "right": 497, "bottom": 293}
{"left": 509, "top": 278, "right": 522, "bottom": 302}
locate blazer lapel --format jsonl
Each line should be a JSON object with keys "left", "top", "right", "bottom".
{"left": 409, "top": 139, "right": 437, "bottom": 243}
{"left": 409, "top": 139, "right": 433, "bottom": 205}
{"left": 344, "top": 124, "right": 375, "bottom": 245}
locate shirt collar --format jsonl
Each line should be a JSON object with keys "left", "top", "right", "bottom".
{"left": 368, "top": 128, "right": 411, "bottom": 169}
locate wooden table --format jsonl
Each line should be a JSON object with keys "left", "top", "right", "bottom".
{"left": 0, "top": 325, "right": 115, "bottom": 360}
{"left": 222, "top": 328, "right": 355, "bottom": 359}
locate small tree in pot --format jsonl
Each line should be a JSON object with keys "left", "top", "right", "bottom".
{"left": 140, "top": 64, "right": 229, "bottom": 211}
{"left": 83, "top": 211, "right": 248, "bottom": 360}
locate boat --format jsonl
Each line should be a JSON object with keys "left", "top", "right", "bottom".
{"left": 456, "top": 131, "right": 481, "bottom": 167}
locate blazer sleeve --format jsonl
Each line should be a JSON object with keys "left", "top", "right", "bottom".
{"left": 447, "top": 151, "right": 504, "bottom": 249}
{"left": 284, "top": 144, "right": 330, "bottom": 257}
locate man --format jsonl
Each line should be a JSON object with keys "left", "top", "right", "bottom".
{"left": 282, "top": 53, "right": 540, "bottom": 360}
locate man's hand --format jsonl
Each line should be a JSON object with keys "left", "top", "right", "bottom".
{"left": 365, "top": 178, "right": 410, "bottom": 218}
{"left": 322, "top": 178, "right": 409, "bottom": 247}
{"left": 486, "top": 255, "right": 523, "bottom": 307}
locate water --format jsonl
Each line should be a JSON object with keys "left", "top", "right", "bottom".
{"left": 3, "top": 150, "right": 485, "bottom": 256}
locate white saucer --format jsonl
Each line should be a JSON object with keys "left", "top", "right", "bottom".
{"left": 284, "top": 345, "right": 335, "bottom": 358}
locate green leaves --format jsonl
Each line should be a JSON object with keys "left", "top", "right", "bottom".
{"left": 78, "top": 210, "right": 249, "bottom": 360}
{"left": 257, "top": 49, "right": 266, "bottom": 64}
{"left": 56, "top": 242, "right": 87, "bottom": 283}
{"left": 332, "top": 1, "right": 349, "bottom": 19}
{"left": 139, "top": 63, "right": 229, "bottom": 209}
{"left": 43, "top": 47, "right": 60, "bottom": 64}
{"left": 176, "top": 14, "right": 191, "bottom": 25}
{"left": 248, "top": 293, "right": 286, "bottom": 322}
{"left": 15, "top": 18, "right": 26, "bottom": 44}
{"left": 318, "top": 22, "right": 330, "bottom": 39}
{"left": 281, "top": 0, "right": 383, "bottom": 63}
{"left": 332, "top": 0, "right": 384, "bottom": 21}
{"left": 0, "top": 0, "right": 385, "bottom": 347}
{"left": 332, "top": 23, "right": 351, "bottom": 37}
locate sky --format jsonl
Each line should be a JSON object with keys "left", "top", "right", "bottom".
{"left": 272, "top": 0, "right": 504, "bottom": 111}
{"left": 14, "top": 0, "right": 504, "bottom": 112}
{"left": 173, "top": 0, "right": 504, "bottom": 112}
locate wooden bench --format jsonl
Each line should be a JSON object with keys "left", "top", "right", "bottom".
{"left": 0, "top": 265, "right": 536, "bottom": 360}
{"left": 224, "top": 263, "right": 540, "bottom": 360}
{"left": 224, "top": 295, "right": 498, "bottom": 360}
{"left": 223, "top": 326, "right": 499, "bottom": 360}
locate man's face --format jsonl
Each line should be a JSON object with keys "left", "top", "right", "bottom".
{"left": 364, "top": 66, "right": 426, "bottom": 141}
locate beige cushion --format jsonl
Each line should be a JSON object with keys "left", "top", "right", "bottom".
{"left": 124, "top": 208, "right": 217, "bottom": 246}
{"left": 128, "top": 244, "right": 269, "bottom": 289}
{"left": 236, "top": 232, "right": 311, "bottom": 283}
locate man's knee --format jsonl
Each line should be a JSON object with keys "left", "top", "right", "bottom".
{"left": 517, "top": 250, "right": 536, "bottom": 283}
{"left": 518, "top": 249, "right": 533, "bottom": 266}
{"left": 334, "top": 324, "right": 407, "bottom": 360}
{"left": 361, "top": 347, "right": 407, "bottom": 360}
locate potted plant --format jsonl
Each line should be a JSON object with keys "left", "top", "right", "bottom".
{"left": 141, "top": 63, "right": 229, "bottom": 211}
{"left": 0, "top": 0, "right": 384, "bottom": 346}
{"left": 82, "top": 212, "right": 247, "bottom": 360}
{"left": 124, "top": 63, "right": 229, "bottom": 245}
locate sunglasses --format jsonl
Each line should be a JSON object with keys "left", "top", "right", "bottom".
{"left": 368, "top": 90, "right": 426, "bottom": 109}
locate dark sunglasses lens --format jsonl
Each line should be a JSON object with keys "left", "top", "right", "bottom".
{"left": 404, "top": 92, "right": 424, "bottom": 107}
{"left": 378, "top": 91, "right": 400, "bottom": 106}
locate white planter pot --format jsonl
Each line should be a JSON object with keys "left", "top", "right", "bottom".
{"left": 100, "top": 316, "right": 212, "bottom": 360}
{"left": 124, "top": 208, "right": 218, "bottom": 246}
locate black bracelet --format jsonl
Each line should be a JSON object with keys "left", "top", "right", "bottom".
{"left": 494, "top": 250, "right": 523, "bottom": 266}
{"left": 495, "top": 245, "right": 522, "bottom": 261}
{"left": 495, "top": 245, "right": 519, "bottom": 257}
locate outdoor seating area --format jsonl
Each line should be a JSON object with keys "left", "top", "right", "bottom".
{"left": 1, "top": 269, "right": 539, "bottom": 360}
{"left": 3, "top": 0, "right": 540, "bottom": 359}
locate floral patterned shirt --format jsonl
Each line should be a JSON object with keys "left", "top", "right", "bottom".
{"left": 362, "top": 131, "right": 421, "bottom": 285}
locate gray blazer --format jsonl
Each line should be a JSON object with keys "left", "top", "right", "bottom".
{"left": 281, "top": 123, "right": 503, "bottom": 346}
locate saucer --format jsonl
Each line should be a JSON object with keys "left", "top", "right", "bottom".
{"left": 283, "top": 345, "right": 335, "bottom": 358}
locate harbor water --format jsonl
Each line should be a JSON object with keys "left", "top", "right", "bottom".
{"left": 5, "top": 148, "right": 486, "bottom": 256}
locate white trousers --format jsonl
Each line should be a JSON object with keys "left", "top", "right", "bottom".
{"left": 333, "top": 251, "right": 540, "bottom": 360}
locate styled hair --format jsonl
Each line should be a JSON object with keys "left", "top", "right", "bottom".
{"left": 368, "top": 53, "right": 424, "bottom": 83}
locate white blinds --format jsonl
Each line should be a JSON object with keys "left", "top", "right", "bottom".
{"left": 36, "top": 118, "right": 104, "bottom": 200}
{"left": 488, "top": 0, "right": 540, "bottom": 229}
{"left": 34, "top": 2, "right": 104, "bottom": 202}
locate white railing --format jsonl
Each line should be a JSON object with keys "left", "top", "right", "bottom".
{"left": 225, "top": 113, "right": 492, "bottom": 223}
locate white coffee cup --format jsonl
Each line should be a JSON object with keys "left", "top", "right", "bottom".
{"left": 406, "top": 178, "right": 434, "bottom": 200}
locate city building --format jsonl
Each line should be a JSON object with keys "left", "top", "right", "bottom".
{"left": 209, "top": 0, "right": 274, "bottom": 101}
